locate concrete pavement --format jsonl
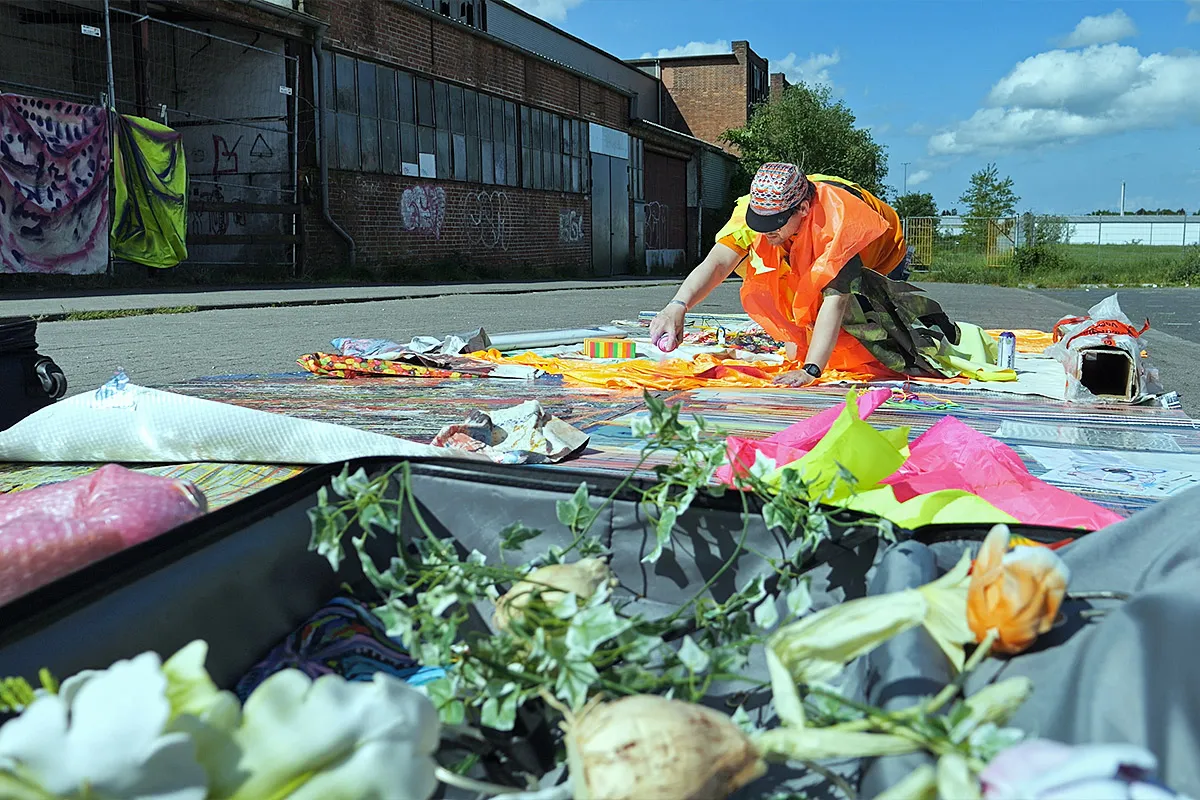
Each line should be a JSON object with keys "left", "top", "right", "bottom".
{"left": 3, "top": 278, "right": 678, "bottom": 320}
{"left": 27, "top": 281, "right": 1200, "bottom": 415}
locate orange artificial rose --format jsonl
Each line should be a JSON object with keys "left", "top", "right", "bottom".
{"left": 967, "top": 524, "right": 1070, "bottom": 655}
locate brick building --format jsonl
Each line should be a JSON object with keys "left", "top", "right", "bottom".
{"left": 626, "top": 41, "right": 771, "bottom": 155}
{"left": 0, "top": 0, "right": 739, "bottom": 283}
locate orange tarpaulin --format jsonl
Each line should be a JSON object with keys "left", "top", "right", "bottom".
{"left": 472, "top": 329, "right": 1053, "bottom": 392}
{"left": 986, "top": 329, "right": 1054, "bottom": 354}
{"left": 474, "top": 350, "right": 974, "bottom": 392}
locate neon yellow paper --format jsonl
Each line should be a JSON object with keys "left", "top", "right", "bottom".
{"left": 843, "top": 486, "right": 1019, "bottom": 527}
{"left": 935, "top": 323, "right": 1017, "bottom": 382}
{"left": 785, "top": 391, "right": 909, "bottom": 500}
{"left": 773, "top": 390, "right": 1017, "bottom": 527}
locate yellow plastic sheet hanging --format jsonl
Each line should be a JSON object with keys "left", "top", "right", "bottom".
{"left": 769, "top": 391, "right": 1020, "bottom": 527}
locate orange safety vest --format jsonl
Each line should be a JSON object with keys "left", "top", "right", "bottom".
{"left": 721, "top": 180, "right": 902, "bottom": 370}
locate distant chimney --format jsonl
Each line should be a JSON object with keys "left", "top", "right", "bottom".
{"left": 770, "top": 72, "right": 791, "bottom": 99}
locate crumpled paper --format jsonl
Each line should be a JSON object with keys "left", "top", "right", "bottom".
{"left": 332, "top": 327, "right": 491, "bottom": 359}
{"left": 432, "top": 400, "right": 588, "bottom": 464}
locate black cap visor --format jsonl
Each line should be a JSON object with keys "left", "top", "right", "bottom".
{"left": 745, "top": 204, "right": 797, "bottom": 233}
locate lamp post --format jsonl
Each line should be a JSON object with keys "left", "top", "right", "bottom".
{"left": 902, "top": 162, "right": 911, "bottom": 196}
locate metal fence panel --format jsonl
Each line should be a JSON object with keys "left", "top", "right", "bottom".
{"left": 903, "top": 215, "right": 1200, "bottom": 277}
{"left": 0, "top": 0, "right": 300, "bottom": 277}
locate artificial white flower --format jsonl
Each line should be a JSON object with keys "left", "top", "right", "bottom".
{"left": 0, "top": 651, "right": 208, "bottom": 799}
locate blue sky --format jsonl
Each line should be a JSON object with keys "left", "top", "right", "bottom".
{"left": 509, "top": 0, "right": 1200, "bottom": 215}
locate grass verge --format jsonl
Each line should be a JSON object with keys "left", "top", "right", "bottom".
{"left": 918, "top": 244, "right": 1200, "bottom": 288}
{"left": 60, "top": 306, "right": 200, "bottom": 322}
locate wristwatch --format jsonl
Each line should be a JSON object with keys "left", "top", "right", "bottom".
{"left": 802, "top": 363, "right": 822, "bottom": 378}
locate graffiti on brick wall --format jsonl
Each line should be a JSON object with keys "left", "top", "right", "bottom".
{"left": 464, "top": 190, "right": 508, "bottom": 250}
{"left": 400, "top": 185, "right": 447, "bottom": 239}
{"left": 558, "top": 209, "right": 584, "bottom": 244}
{"left": 645, "top": 201, "right": 670, "bottom": 251}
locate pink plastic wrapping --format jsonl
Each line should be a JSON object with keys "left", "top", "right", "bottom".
{"left": 0, "top": 464, "right": 207, "bottom": 606}
{"left": 881, "top": 417, "right": 1123, "bottom": 530}
{"left": 717, "top": 390, "right": 1123, "bottom": 531}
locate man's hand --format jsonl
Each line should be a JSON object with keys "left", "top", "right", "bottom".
{"left": 649, "top": 303, "right": 686, "bottom": 351}
{"left": 774, "top": 369, "right": 816, "bottom": 387}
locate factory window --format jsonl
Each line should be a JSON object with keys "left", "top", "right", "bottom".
{"left": 521, "top": 107, "right": 585, "bottom": 193}
{"left": 328, "top": 54, "right": 584, "bottom": 193}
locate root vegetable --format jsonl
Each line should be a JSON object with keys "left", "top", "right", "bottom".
{"left": 562, "top": 695, "right": 766, "bottom": 800}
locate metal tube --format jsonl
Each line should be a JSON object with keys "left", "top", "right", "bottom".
{"left": 102, "top": 0, "right": 117, "bottom": 107}
{"left": 314, "top": 33, "right": 357, "bottom": 270}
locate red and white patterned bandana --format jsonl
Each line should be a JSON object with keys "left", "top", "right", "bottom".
{"left": 749, "top": 162, "right": 809, "bottom": 214}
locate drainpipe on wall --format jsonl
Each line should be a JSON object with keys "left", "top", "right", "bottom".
{"left": 314, "top": 33, "right": 357, "bottom": 270}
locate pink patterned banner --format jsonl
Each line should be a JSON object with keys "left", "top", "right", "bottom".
{"left": 0, "top": 94, "right": 110, "bottom": 274}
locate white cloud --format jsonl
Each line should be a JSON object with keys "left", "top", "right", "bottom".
{"left": 929, "top": 44, "right": 1200, "bottom": 156}
{"left": 505, "top": 0, "right": 583, "bottom": 23}
{"left": 1189, "top": 0, "right": 1200, "bottom": 22}
{"left": 773, "top": 50, "right": 841, "bottom": 89}
{"left": 1059, "top": 9, "right": 1137, "bottom": 47}
{"left": 639, "top": 40, "right": 729, "bottom": 59}
{"left": 907, "top": 169, "right": 932, "bottom": 187}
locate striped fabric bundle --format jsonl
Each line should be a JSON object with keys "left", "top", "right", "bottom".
{"left": 583, "top": 338, "right": 635, "bottom": 359}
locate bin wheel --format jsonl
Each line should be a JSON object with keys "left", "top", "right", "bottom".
{"left": 34, "top": 359, "right": 68, "bottom": 400}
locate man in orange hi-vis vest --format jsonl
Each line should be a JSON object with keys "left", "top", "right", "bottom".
{"left": 649, "top": 162, "right": 993, "bottom": 386}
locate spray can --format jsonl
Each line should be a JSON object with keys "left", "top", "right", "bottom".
{"left": 998, "top": 331, "right": 1017, "bottom": 369}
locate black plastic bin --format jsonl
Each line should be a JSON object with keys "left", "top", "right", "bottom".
{"left": 0, "top": 316, "right": 67, "bottom": 432}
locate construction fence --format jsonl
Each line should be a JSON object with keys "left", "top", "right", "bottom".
{"left": 903, "top": 214, "right": 1200, "bottom": 275}
{"left": 0, "top": 0, "right": 302, "bottom": 278}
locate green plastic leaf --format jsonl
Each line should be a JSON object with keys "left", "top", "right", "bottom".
{"left": 967, "top": 723, "right": 1026, "bottom": 763}
{"left": 642, "top": 506, "right": 677, "bottom": 564}
{"left": 754, "top": 597, "right": 780, "bottom": 631}
{"left": 619, "top": 632, "right": 665, "bottom": 663}
{"left": 357, "top": 502, "right": 386, "bottom": 535}
{"left": 555, "top": 659, "right": 600, "bottom": 712}
{"left": 551, "top": 591, "right": 580, "bottom": 620}
{"left": 566, "top": 605, "right": 633, "bottom": 658}
{"left": 498, "top": 523, "right": 543, "bottom": 550}
{"left": 479, "top": 690, "right": 520, "bottom": 732}
{"left": 307, "top": 501, "right": 349, "bottom": 572}
{"left": 951, "top": 677, "right": 1032, "bottom": 743}
{"left": 786, "top": 582, "right": 813, "bottom": 618}
{"left": 630, "top": 415, "right": 654, "bottom": 439}
{"left": 556, "top": 483, "right": 596, "bottom": 533}
{"left": 677, "top": 636, "right": 711, "bottom": 674}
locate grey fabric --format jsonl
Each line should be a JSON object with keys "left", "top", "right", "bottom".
{"left": 824, "top": 485, "right": 1200, "bottom": 797}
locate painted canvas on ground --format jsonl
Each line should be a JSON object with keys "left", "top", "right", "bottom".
{"left": 0, "top": 93, "right": 110, "bottom": 274}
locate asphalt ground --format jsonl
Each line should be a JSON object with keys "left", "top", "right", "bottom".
{"left": 30, "top": 281, "right": 1200, "bottom": 415}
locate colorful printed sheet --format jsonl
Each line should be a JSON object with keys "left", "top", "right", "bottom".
{"left": 299, "top": 351, "right": 539, "bottom": 380}
{"left": 0, "top": 93, "right": 110, "bottom": 274}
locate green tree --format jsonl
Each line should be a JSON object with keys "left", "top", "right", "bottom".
{"left": 959, "top": 163, "right": 1020, "bottom": 254}
{"left": 721, "top": 83, "right": 889, "bottom": 197}
{"left": 894, "top": 192, "right": 938, "bottom": 219}
{"left": 959, "top": 163, "right": 1020, "bottom": 218}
